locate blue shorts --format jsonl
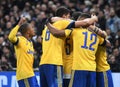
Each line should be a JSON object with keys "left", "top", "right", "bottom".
{"left": 18, "top": 76, "right": 39, "bottom": 87}
{"left": 39, "top": 64, "right": 63, "bottom": 87}
{"left": 96, "top": 70, "right": 114, "bottom": 87}
{"left": 69, "top": 70, "right": 96, "bottom": 87}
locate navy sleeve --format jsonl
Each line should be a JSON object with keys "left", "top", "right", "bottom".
{"left": 100, "top": 39, "right": 106, "bottom": 46}
{"left": 66, "top": 21, "right": 75, "bottom": 29}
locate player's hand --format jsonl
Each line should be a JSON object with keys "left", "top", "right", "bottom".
{"left": 88, "top": 25, "right": 96, "bottom": 32}
{"left": 45, "top": 17, "right": 53, "bottom": 25}
{"left": 91, "top": 14, "right": 98, "bottom": 22}
{"left": 89, "top": 25, "right": 96, "bottom": 29}
{"left": 18, "top": 17, "right": 26, "bottom": 26}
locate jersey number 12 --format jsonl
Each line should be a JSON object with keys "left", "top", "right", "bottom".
{"left": 81, "top": 32, "right": 97, "bottom": 51}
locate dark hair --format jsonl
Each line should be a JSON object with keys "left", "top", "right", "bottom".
{"left": 78, "top": 13, "right": 91, "bottom": 19}
{"left": 72, "top": 12, "right": 82, "bottom": 20}
{"left": 19, "top": 23, "right": 29, "bottom": 35}
{"left": 55, "top": 6, "right": 70, "bottom": 17}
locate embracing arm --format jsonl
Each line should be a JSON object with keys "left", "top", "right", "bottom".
{"left": 46, "top": 23, "right": 66, "bottom": 37}
{"left": 46, "top": 15, "right": 98, "bottom": 37}
{"left": 75, "top": 15, "right": 98, "bottom": 27}
{"left": 100, "top": 38, "right": 111, "bottom": 48}
{"left": 88, "top": 25, "right": 107, "bottom": 38}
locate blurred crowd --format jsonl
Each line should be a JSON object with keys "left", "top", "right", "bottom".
{"left": 0, "top": 0, "right": 120, "bottom": 72}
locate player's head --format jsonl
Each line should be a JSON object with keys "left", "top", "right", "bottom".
{"left": 77, "top": 13, "right": 91, "bottom": 20}
{"left": 55, "top": 6, "right": 70, "bottom": 19}
{"left": 19, "top": 23, "right": 35, "bottom": 37}
{"left": 72, "top": 12, "right": 82, "bottom": 20}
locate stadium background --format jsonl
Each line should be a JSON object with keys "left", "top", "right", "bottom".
{"left": 0, "top": 0, "right": 120, "bottom": 87}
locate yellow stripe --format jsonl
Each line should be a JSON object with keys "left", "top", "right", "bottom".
{"left": 103, "top": 72, "right": 108, "bottom": 87}
{"left": 24, "top": 79, "right": 30, "bottom": 87}
{"left": 57, "top": 66, "right": 62, "bottom": 87}
{"left": 69, "top": 70, "right": 75, "bottom": 87}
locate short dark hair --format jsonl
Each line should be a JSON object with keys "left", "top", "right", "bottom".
{"left": 19, "top": 23, "right": 29, "bottom": 35}
{"left": 55, "top": 6, "right": 70, "bottom": 17}
{"left": 72, "top": 12, "right": 82, "bottom": 20}
{"left": 78, "top": 13, "right": 91, "bottom": 19}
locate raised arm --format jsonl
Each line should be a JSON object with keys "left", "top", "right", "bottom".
{"left": 8, "top": 18, "right": 26, "bottom": 43}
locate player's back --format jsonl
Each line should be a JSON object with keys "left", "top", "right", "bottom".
{"left": 14, "top": 36, "right": 34, "bottom": 80}
{"left": 40, "top": 20, "right": 71, "bottom": 66}
{"left": 96, "top": 46, "right": 110, "bottom": 72}
{"left": 72, "top": 28, "right": 104, "bottom": 71}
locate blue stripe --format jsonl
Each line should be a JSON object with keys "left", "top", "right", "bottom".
{"left": 66, "top": 21, "right": 75, "bottom": 29}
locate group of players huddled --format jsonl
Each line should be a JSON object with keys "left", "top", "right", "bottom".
{"left": 8, "top": 6, "right": 114, "bottom": 87}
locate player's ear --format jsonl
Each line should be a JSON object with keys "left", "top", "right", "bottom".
{"left": 26, "top": 28, "right": 31, "bottom": 34}
{"left": 62, "top": 14, "right": 67, "bottom": 18}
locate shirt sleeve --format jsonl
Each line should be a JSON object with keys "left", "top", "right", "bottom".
{"left": 8, "top": 25, "right": 20, "bottom": 44}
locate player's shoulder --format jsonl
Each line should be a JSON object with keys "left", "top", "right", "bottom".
{"left": 17, "top": 36, "right": 27, "bottom": 42}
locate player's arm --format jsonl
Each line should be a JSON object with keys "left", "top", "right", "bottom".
{"left": 46, "top": 15, "right": 98, "bottom": 37}
{"left": 105, "top": 40, "right": 111, "bottom": 47}
{"left": 8, "top": 18, "right": 26, "bottom": 44}
{"left": 46, "top": 23, "right": 66, "bottom": 37}
{"left": 99, "top": 36, "right": 111, "bottom": 48}
{"left": 100, "top": 39, "right": 111, "bottom": 48}
{"left": 88, "top": 25, "right": 107, "bottom": 38}
{"left": 74, "top": 15, "right": 98, "bottom": 27}
{"left": 51, "top": 17, "right": 65, "bottom": 23}
{"left": 51, "top": 17, "right": 72, "bottom": 23}
{"left": 45, "top": 17, "right": 70, "bottom": 37}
